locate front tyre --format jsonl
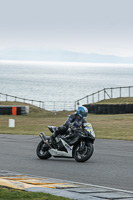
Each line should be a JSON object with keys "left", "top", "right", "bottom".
{"left": 74, "top": 142, "right": 94, "bottom": 162}
{"left": 36, "top": 140, "right": 51, "bottom": 159}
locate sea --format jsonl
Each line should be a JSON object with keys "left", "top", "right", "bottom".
{"left": 0, "top": 61, "right": 133, "bottom": 111}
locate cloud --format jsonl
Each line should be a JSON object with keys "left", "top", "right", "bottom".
{"left": 0, "top": 0, "right": 133, "bottom": 57}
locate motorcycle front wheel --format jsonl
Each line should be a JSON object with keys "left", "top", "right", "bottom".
{"left": 74, "top": 142, "right": 94, "bottom": 162}
{"left": 36, "top": 140, "right": 51, "bottom": 159}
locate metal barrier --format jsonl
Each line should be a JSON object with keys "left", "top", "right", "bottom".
{"left": 75, "top": 86, "right": 133, "bottom": 106}
{"left": 1, "top": 86, "right": 133, "bottom": 111}
{"left": 0, "top": 92, "right": 75, "bottom": 111}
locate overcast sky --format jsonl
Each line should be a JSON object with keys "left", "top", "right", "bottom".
{"left": 0, "top": 0, "right": 133, "bottom": 57}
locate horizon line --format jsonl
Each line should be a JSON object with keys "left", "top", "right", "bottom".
{"left": 0, "top": 59, "right": 133, "bottom": 67}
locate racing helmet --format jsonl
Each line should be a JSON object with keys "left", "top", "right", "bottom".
{"left": 76, "top": 106, "right": 88, "bottom": 118}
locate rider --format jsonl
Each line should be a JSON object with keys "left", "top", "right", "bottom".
{"left": 50, "top": 106, "right": 88, "bottom": 145}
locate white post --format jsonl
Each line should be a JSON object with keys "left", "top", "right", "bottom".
{"left": 8, "top": 119, "right": 15, "bottom": 128}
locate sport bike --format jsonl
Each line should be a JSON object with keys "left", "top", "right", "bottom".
{"left": 36, "top": 123, "right": 95, "bottom": 162}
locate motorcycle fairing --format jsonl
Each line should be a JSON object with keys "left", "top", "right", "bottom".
{"left": 48, "top": 126, "right": 56, "bottom": 133}
{"left": 48, "top": 139, "right": 73, "bottom": 157}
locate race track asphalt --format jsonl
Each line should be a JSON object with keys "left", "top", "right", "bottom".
{"left": 0, "top": 134, "right": 133, "bottom": 192}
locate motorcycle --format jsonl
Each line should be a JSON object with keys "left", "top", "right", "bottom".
{"left": 36, "top": 123, "right": 95, "bottom": 162}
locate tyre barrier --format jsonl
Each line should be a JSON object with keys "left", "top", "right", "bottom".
{"left": 0, "top": 106, "right": 29, "bottom": 115}
{"left": 84, "top": 104, "right": 133, "bottom": 114}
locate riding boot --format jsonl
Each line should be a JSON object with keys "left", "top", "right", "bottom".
{"left": 50, "top": 129, "right": 59, "bottom": 146}
{"left": 50, "top": 126, "right": 66, "bottom": 146}
{"left": 50, "top": 135, "right": 55, "bottom": 146}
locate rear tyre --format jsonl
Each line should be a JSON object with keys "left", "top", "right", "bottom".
{"left": 36, "top": 140, "right": 51, "bottom": 159}
{"left": 74, "top": 142, "right": 94, "bottom": 162}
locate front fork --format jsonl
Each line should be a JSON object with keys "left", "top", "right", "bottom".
{"left": 79, "top": 141, "right": 86, "bottom": 152}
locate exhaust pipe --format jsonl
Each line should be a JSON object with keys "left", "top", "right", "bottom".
{"left": 39, "top": 132, "right": 47, "bottom": 142}
{"left": 39, "top": 132, "right": 52, "bottom": 149}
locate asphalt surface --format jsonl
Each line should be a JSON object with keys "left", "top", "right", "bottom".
{"left": 0, "top": 134, "right": 133, "bottom": 192}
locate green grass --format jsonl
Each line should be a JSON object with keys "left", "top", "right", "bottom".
{"left": 0, "top": 186, "right": 72, "bottom": 200}
{"left": 0, "top": 99, "right": 133, "bottom": 140}
{"left": 0, "top": 101, "right": 72, "bottom": 135}
{"left": 96, "top": 97, "right": 133, "bottom": 104}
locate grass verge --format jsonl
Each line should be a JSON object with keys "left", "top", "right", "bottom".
{"left": 0, "top": 186, "right": 71, "bottom": 200}
{"left": 0, "top": 100, "right": 133, "bottom": 140}
{"left": 95, "top": 97, "right": 133, "bottom": 104}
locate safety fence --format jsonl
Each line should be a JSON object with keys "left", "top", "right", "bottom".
{"left": 0, "top": 92, "right": 75, "bottom": 111}
{"left": 1, "top": 86, "right": 133, "bottom": 111}
{"left": 75, "top": 86, "right": 133, "bottom": 106}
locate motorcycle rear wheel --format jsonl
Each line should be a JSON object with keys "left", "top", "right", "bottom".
{"left": 74, "top": 142, "right": 94, "bottom": 162}
{"left": 36, "top": 140, "right": 51, "bottom": 159}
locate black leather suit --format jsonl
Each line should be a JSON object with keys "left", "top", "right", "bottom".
{"left": 53, "top": 113, "right": 87, "bottom": 138}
